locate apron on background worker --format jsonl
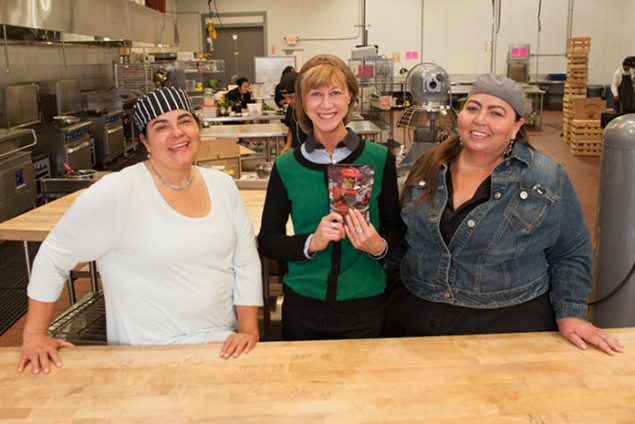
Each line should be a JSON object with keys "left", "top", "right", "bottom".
{"left": 617, "top": 71, "right": 634, "bottom": 114}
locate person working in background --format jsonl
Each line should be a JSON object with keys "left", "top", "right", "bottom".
{"left": 611, "top": 57, "right": 635, "bottom": 114}
{"left": 18, "top": 87, "right": 263, "bottom": 375}
{"left": 278, "top": 71, "right": 308, "bottom": 153}
{"left": 384, "top": 74, "right": 623, "bottom": 356}
{"left": 225, "top": 77, "right": 253, "bottom": 109}
{"left": 274, "top": 66, "right": 296, "bottom": 107}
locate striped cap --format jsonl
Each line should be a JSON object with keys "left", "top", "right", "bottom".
{"left": 133, "top": 87, "right": 195, "bottom": 133}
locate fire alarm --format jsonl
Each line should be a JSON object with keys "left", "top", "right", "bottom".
{"left": 286, "top": 36, "right": 296, "bottom": 45}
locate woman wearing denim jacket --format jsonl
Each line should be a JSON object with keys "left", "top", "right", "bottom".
{"left": 385, "top": 74, "right": 623, "bottom": 355}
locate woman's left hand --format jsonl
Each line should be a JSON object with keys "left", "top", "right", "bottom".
{"left": 557, "top": 317, "right": 624, "bottom": 356}
{"left": 344, "top": 209, "right": 386, "bottom": 256}
{"left": 218, "top": 332, "right": 259, "bottom": 359}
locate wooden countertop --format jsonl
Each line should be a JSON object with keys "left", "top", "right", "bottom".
{"left": 237, "top": 188, "right": 268, "bottom": 235}
{"left": 0, "top": 191, "right": 84, "bottom": 242}
{"left": 0, "top": 188, "right": 271, "bottom": 243}
{"left": 1, "top": 329, "right": 633, "bottom": 422}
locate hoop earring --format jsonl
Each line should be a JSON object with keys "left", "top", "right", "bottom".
{"left": 503, "top": 139, "right": 515, "bottom": 158}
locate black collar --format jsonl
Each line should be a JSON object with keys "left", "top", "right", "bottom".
{"left": 304, "top": 128, "right": 360, "bottom": 153}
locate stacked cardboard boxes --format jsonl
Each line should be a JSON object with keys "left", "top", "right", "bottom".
{"left": 562, "top": 37, "right": 590, "bottom": 143}
{"left": 196, "top": 138, "right": 242, "bottom": 179}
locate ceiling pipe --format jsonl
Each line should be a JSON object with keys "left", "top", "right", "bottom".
{"left": 490, "top": 0, "right": 501, "bottom": 73}
{"left": 2, "top": 24, "right": 10, "bottom": 73}
{"left": 535, "top": 0, "right": 543, "bottom": 81}
{"left": 566, "top": 0, "right": 574, "bottom": 42}
{"left": 362, "top": 0, "right": 367, "bottom": 45}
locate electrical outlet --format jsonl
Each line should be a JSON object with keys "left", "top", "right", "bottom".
{"left": 485, "top": 41, "right": 492, "bottom": 51}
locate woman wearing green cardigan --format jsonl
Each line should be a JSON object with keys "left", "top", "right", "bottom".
{"left": 258, "top": 54, "right": 403, "bottom": 340}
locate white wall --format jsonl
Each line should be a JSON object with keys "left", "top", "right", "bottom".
{"left": 174, "top": 0, "right": 634, "bottom": 85}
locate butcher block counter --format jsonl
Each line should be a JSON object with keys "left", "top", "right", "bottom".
{"left": 0, "top": 190, "right": 84, "bottom": 243}
{"left": 1, "top": 329, "right": 633, "bottom": 423}
{"left": 0, "top": 187, "right": 269, "bottom": 241}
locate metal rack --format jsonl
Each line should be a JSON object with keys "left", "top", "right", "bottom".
{"left": 48, "top": 290, "right": 107, "bottom": 345}
{"left": 114, "top": 63, "right": 154, "bottom": 93}
{"left": 348, "top": 57, "right": 394, "bottom": 142}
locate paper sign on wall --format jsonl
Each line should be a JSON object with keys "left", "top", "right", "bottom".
{"left": 405, "top": 51, "right": 418, "bottom": 60}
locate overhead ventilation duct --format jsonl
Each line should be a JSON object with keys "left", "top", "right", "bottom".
{"left": 0, "top": 0, "right": 177, "bottom": 46}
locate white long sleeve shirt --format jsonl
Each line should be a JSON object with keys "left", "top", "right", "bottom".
{"left": 28, "top": 163, "right": 262, "bottom": 345}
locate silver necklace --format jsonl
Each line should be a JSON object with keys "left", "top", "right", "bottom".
{"left": 149, "top": 162, "right": 192, "bottom": 190}
{"left": 156, "top": 172, "right": 192, "bottom": 190}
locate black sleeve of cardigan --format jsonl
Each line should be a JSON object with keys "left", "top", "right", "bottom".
{"left": 257, "top": 163, "right": 312, "bottom": 262}
{"left": 377, "top": 152, "right": 405, "bottom": 256}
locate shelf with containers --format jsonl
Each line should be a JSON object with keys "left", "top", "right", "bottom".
{"left": 174, "top": 60, "right": 226, "bottom": 92}
{"left": 348, "top": 57, "right": 395, "bottom": 143}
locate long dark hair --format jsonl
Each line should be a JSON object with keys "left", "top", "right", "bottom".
{"left": 400, "top": 116, "right": 531, "bottom": 208}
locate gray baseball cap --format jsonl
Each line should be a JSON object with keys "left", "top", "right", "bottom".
{"left": 468, "top": 74, "right": 525, "bottom": 116}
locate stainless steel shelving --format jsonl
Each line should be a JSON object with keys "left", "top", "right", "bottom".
{"left": 114, "top": 63, "right": 154, "bottom": 93}
{"left": 348, "top": 57, "right": 395, "bottom": 142}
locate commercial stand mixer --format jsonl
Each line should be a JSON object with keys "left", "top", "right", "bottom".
{"left": 396, "top": 63, "right": 456, "bottom": 174}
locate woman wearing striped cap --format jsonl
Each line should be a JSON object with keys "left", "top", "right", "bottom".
{"left": 19, "top": 87, "right": 262, "bottom": 375}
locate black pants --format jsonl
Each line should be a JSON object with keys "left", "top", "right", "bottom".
{"left": 282, "top": 285, "right": 384, "bottom": 341}
{"left": 384, "top": 277, "right": 557, "bottom": 337}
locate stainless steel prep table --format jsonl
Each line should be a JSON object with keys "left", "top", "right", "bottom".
{"left": 200, "top": 123, "right": 288, "bottom": 161}
{"left": 346, "top": 120, "right": 382, "bottom": 143}
{"left": 200, "top": 113, "right": 284, "bottom": 124}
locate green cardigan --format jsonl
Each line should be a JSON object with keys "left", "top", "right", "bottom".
{"left": 261, "top": 140, "right": 392, "bottom": 302}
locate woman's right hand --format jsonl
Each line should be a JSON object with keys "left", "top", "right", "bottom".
{"left": 18, "top": 333, "right": 74, "bottom": 375}
{"left": 308, "top": 212, "right": 346, "bottom": 254}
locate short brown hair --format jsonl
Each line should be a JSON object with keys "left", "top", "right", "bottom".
{"left": 295, "top": 54, "right": 359, "bottom": 135}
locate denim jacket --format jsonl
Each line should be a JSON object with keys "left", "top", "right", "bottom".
{"left": 400, "top": 142, "right": 593, "bottom": 321}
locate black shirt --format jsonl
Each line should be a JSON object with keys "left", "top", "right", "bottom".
{"left": 440, "top": 167, "right": 491, "bottom": 246}
{"left": 225, "top": 87, "right": 252, "bottom": 109}
{"left": 283, "top": 106, "right": 308, "bottom": 148}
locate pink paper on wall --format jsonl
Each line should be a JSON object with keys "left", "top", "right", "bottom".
{"left": 512, "top": 48, "right": 520, "bottom": 58}
{"left": 520, "top": 47, "right": 529, "bottom": 57}
{"left": 405, "top": 51, "right": 418, "bottom": 60}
